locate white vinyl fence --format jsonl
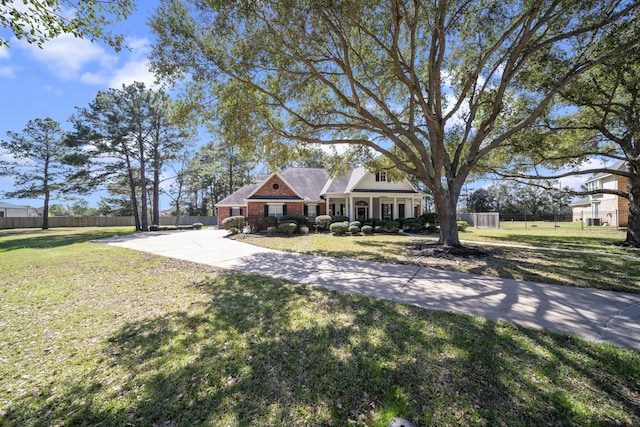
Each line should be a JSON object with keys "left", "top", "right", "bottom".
{"left": 456, "top": 212, "right": 500, "bottom": 228}
{"left": 0, "top": 216, "right": 218, "bottom": 229}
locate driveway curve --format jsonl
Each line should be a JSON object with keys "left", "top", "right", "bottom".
{"left": 101, "top": 229, "right": 640, "bottom": 351}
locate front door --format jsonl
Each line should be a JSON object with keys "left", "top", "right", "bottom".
{"left": 357, "top": 207, "right": 368, "bottom": 220}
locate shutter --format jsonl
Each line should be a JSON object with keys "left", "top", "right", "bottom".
{"left": 304, "top": 205, "right": 308, "bottom": 216}
{"left": 283, "top": 205, "right": 288, "bottom": 216}
{"left": 315, "top": 205, "right": 320, "bottom": 215}
{"left": 331, "top": 204, "right": 335, "bottom": 216}
{"left": 239, "top": 208, "right": 243, "bottom": 216}
{"left": 375, "top": 172, "right": 380, "bottom": 182}
{"left": 229, "top": 208, "right": 232, "bottom": 217}
{"left": 264, "top": 205, "right": 269, "bottom": 217}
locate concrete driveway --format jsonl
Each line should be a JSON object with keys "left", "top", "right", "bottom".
{"left": 101, "top": 228, "right": 640, "bottom": 351}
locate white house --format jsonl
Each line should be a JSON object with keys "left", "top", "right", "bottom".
{"left": 0, "top": 201, "right": 32, "bottom": 217}
{"left": 570, "top": 160, "right": 628, "bottom": 227}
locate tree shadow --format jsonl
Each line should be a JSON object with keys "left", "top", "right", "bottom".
{"left": 4, "top": 273, "right": 640, "bottom": 426}
{"left": 0, "top": 228, "right": 134, "bottom": 252}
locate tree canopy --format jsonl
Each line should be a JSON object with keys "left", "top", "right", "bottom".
{"left": 150, "top": 0, "right": 640, "bottom": 246}
{"left": 0, "top": 0, "right": 135, "bottom": 49}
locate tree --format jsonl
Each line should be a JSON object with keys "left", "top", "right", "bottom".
{"left": 467, "top": 189, "right": 497, "bottom": 213}
{"left": 70, "top": 82, "right": 189, "bottom": 231}
{"left": 493, "top": 50, "right": 640, "bottom": 245}
{"left": 0, "top": 1, "right": 134, "bottom": 49}
{"left": 0, "top": 118, "right": 79, "bottom": 229}
{"left": 150, "top": 0, "right": 640, "bottom": 247}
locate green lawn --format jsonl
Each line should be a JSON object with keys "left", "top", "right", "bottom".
{"left": 1, "top": 228, "right": 640, "bottom": 426}
{"left": 242, "top": 224, "right": 640, "bottom": 294}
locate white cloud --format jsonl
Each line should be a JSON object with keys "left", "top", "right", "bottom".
{"left": 0, "top": 45, "right": 9, "bottom": 59}
{"left": 0, "top": 66, "right": 15, "bottom": 78}
{"left": 108, "top": 58, "right": 157, "bottom": 88}
{"left": 16, "top": 34, "right": 117, "bottom": 80}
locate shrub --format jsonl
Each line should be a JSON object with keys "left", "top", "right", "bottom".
{"left": 374, "top": 225, "right": 384, "bottom": 233}
{"left": 330, "top": 221, "right": 349, "bottom": 235}
{"left": 365, "top": 217, "right": 382, "bottom": 227}
{"left": 457, "top": 221, "right": 469, "bottom": 231}
{"left": 229, "top": 227, "right": 240, "bottom": 235}
{"left": 299, "top": 226, "right": 309, "bottom": 235}
{"left": 361, "top": 225, "right": 373, "bottom": 235}
{"left": 425, "top": 224, "right": 438, "bottom": 234}
{"left": 246, "top": 216, "right": 277, "bottom": 231}
{"left": 267, "top": 226, "right": 278, "bottom": 236}
{"left": 420, "top": 212, "right": 439, "bottom": 226}
{"left": 315, "top": 215, "right": 332, "bottom": 230}
{"left": 385, "top": 221, "right": 401, "bottom": 232}
{"left": 348, "top": 225, "right": 360, "bottom": 234}
{"left": 332, "top": 215, "right": 349, "bottom": 223}
{"left": 193, "top": 222, "right": 203, "bottom": 230}
{"left": 403, "top": 219, "right": 423, "bottom": 233}
{"left": 349, "top": 221, "right": 361, "bottom": 228}
{"left": 149, "top": 224, "right": 159, "bottom": 232}
{"left": 280, "top": 214, "right": 308, "bottom": 227}
{"left": 222, "top": 215, "right": 245, "bottom": 231}
{"left": 278, "top": 222, "right": 297, "bottom": 236}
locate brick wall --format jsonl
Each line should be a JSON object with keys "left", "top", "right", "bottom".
{"left": 253, "top": 176, "right": 298, "bottom": 198}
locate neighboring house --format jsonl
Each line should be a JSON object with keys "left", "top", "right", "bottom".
{"left": 570, "top": 160, "right": 629, "bottom": 227}
{"left": 0, "top": 201, "right": 32, "bottom": 217}
{"left": 215, "top": 166, "right": 427, "bottom": 226}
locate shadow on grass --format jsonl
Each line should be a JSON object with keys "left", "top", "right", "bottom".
{"left": 5, "top": 273, "right": 640, "bottom": 426}
{"left": 0, "top": 228, "right": 134, "bottom": 252}
{"left": 463, "top": 249, "right": 640, "bottom": 294}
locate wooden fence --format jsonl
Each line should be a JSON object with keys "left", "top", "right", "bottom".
{"left": 456, "top": 212, "right": 500, "bottom": 228}
{"left": 0, "top": 216, "right": 218, "bottom": 229}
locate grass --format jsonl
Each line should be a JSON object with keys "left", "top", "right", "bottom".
{"left": 242, "top": 225, "right": 640, "bottom": 294}
{"left": 2, "top": 228, "right": 640, "bottom": 426}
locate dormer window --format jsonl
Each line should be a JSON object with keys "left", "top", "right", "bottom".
{"left": 375, "top": 171, "right": 387, "bottom": 182}
{"left": 586, "top": 180, "right": 599, "bottom": 191}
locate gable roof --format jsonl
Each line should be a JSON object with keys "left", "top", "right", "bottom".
{"left": 0, "top": 201, "right": 29, "bottom": 209}
{"left": 216, "top": 182, "right": 261, "bottom": 206}
{"left": 586, "top": 159, "right": 628, "bottom": 182}
{"left": 280, "top": 168, "right": 329, "bottom": 200}
{"left": 321, "top": 166, "right": 368, "bottom": 194}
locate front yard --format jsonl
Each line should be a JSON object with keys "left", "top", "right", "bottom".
{"left": 240, "top": 224, "right": 640, "bottom": 294}
{"left": 1, "top": 228, "right": 639, "bottom": 426}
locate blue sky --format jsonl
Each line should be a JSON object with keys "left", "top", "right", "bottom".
{"left": 0, "top": 1, "right": 171, "bottom": 209}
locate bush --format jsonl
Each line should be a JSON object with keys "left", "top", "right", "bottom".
{"left": 278, "top": 222, "right": 297, "bottom": 236}
{"left": 361, "top": 225, "right": 373, "bottom": 235}
{"left": 247, "top": 216, "right": 277, "bottom": 231}
{"left": 420, "top": 212, "right": 439, "bottom": 226}
{"left": 374, "top": 225, "right": 384, "bottom": 233}
{"left": 299, "top": 226, "right": 309, "bottom": 235}
{"left": 229, "top": 227, "right": 240, "bottom": 235}
{"left": 222, "top": 215, "right": 245, "bottom": 231}
{"left": 332, "top": 215, "right": 349, "bottom": 223}
{"left": 425, "top": 224, "right": 438, "bottom": 234}
{"left": 385, "top": 221, "right": 401, "bottom": 232}
{"left": 315, "top": 215, "right": 332, "bottom": 230}
{"left": 457, "top": 221, "right": 469, "bottom": 231}
{"left": 403, "top": 219, "right": 423, "bottom": 233}
{"left": 193, "top": 222, "right": 203, "bottom": 230}
{"left": 348, "top": 225, "right": 360, "bottom": 234}
{"left": 149, "top": 224, "right": 159, "bottom": 232}
{"left": 280, "top": 214, "right": 308, "bottom": 227}
{"left": 349, "top": 221, "right": 361, "bottom": 228}
{"left": 366, "top": 217, "right": 382, "bottom": 227}
{"left": 330, "top": 221, "right": 349, "bottom": 235}
{"left": 267, "top": 226, "right": 278, "bottom": 236}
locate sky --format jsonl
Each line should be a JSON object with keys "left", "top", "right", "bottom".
{"left": 0, "top": 1, "right": 597, "bottom": 210}
{"left": 0, "top": 1, "right": 169, "bottom": 209}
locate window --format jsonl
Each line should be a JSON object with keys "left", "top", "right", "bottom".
{"left": 305, "top": 204, "right": 318, "bottom": 221}
{"left": 375, "top": 171, "right": 387, "bottom": 182}
{"left": 272, "top": 183, "right": 279, "bottom": 190}
{"left": 231, "top": 207, "right": 242, "bottom": 216}
{"left": 268, "top": 204, "right": 284, "bottom": 218}
{"left": 586, "top": 180, "right": 599, "bottom": 191}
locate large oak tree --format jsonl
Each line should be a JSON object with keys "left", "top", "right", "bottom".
{"left": 150, "top": 0, "right": 640, "bottom": 246}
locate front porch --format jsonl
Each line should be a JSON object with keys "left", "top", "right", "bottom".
{"left": 324, "top": 194, "right": 423, "bottom": 222}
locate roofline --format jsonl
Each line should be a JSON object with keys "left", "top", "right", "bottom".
{"left": 244, "top": 171, "right": 306, "bottom": 200}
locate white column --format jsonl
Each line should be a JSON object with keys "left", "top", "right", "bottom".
{"left": 369, "top": 196, "right": 373, "bottom": 219}
{"left": 349, "top": 195, "right": 354, "bottom": 221}
{"left": 393, "top": 197, "right": 397, "bottom": 220}
{"left": 326, "top": 196, "right": 330, "bottom": 216}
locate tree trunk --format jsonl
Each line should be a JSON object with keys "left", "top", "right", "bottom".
{"left": 124, "top": 153, "right": 141, "bottom": 232}
{"left": 152, "top": 166, "right": 160, "bottom": 227}
{"left": 42, "top": 190, "right": 50, "bottom": 230}
{"left": 433, "top": 189, "right": 462, "bottom": 247}
{"left": 138, "top": 147, "right": 149, "bottom": 232}
{"left": 626, "top": 166, "right": 640, "bottom": 246}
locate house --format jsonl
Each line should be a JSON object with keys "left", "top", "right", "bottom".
{"left": 0, "top": 201, "right": 32, "bottom": 217}
{"left": 215, "top": 166, "right": 427, "bottom": 226}
{"left": 570, "top": 160, "right": 629, "bottom": 227}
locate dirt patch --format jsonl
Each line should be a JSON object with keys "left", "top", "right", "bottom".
{"left": 404, "top": 241, "right": 505, "bottom": 274}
